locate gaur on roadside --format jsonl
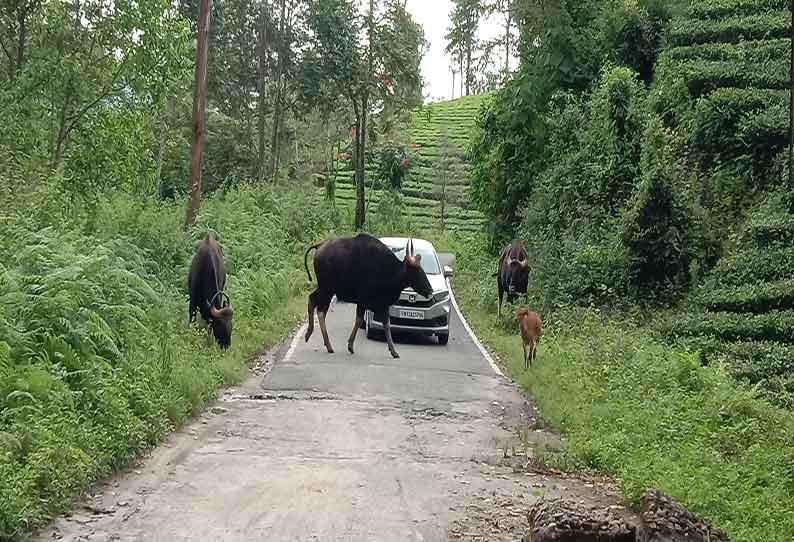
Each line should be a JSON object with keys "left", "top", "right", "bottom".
{"left": 188, "top": 232, "right": 233, "bottom": 349}
{"left": 303, "top": 233, "right": 433, "bottom": 359}
{"left": 495, "top": 239, "right": 530, "bottom": 318}
{"left": 516, "top": 307, "right": 542, "bottom": 370}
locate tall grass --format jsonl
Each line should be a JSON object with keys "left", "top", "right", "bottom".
{"left": 0, "top": 181, "right": 340, "bottom": 540}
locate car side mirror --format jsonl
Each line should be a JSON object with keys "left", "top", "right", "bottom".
{"left": 443, "top": 265, "right": 453, "bottom": 278}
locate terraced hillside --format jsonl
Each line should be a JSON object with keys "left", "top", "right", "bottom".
{"left": 655, "top": 0, "right": 793, "bottom": 407}
{"left": 657, "top": 0, "right": 788, "bottom": 182}
{"left": 328, "top": 94, "right": 488, "bottom": 233}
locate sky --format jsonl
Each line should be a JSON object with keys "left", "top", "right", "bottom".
{"left": 404, "top": 1, "right": 512, "bottom": 102}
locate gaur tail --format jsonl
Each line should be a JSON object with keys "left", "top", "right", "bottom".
{"left": 304, "top": 242, "right": 322, "bottom": 282}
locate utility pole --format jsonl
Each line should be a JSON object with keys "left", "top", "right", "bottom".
{"left": 185, "top": 0, "right": 213, "bottom": 228}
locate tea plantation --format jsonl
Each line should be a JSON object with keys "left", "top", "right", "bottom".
{"left": 325, "top": 95, "right": 487, "bottom": 234}
{"left": 651, "top": 0, "right": 794, "bottom": 408}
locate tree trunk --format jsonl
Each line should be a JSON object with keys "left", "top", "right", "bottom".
{"left": 257, "top": 2, "right": 270, "bottom": 179}
{"left": 504, "top": 1, "right": 511, "bottom": 75}
{"left": 465, "top": 36, "right": 472, "bottom": 96}
{"left": 459, "top": 48, "right": 464, "bottom": 98}
{"left": 154, "top": 98, "right": 169, "bottom": 198}
{"left": 355, "top": 96, "right": 367, "bottom": 230}
{"left": 185, "top": 0, "right": 212, "bottom": 229}
{"left": 789, "top": 0, "right": 794, "bottom": 210}
{"left": 269, "top": 0, "right": 287, "bottom": 180}
{"left": 15, "top": 7, "right": 26, "bottom": 75}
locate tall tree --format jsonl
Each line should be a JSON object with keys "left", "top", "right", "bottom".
{"left": 299, "top": 0, "right": 424, "bottom": 229}
{"left": 186, "top": 0, "right": 213, "bottom": 228}
{"left": 445, "top": 0, "right": 483, "bottom": 96}
{"left": 0, "top": 0, "right": 41, "bottom": 82}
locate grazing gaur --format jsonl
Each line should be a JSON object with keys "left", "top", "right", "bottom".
{"left": 516, "top": 308, "right": 542, "bottom": 369}
{"left": 304, "top": 233, "right": 433, "bottom": 359}
{"left": 495, "top": 239, "right": 529, "bottom": 318}
{"left": 188, "top": 232, "right": 233, "bottom": 349}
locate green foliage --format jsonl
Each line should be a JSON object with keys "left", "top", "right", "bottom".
{"left": 664, "top": 39, "right": 789, "bottom": 63}
{"left": 600, "top": 1, "right": 665, "bottom": 84}
{"left": 0, "top": 183, "right": 337, "bottom": 539}
{"left": 668, "top": 11, "right": 790, "bottom": 46}
{"left": 688, "top": 0, "right": 788, "bottom": 20}
{"left": 449, "top": 237, "right": 794, "bottom": 542}
{"left": 696, "top": 280, "right": 794, "bottom": 313}
{"left": 373, "top": 135, "right": 418, "bottom": 190}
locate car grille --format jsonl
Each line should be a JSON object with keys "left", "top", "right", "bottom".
{"left": 374, "top": 314, "right": 448, "bottom": 328}
{"left": 396, "top": 298, "right": 435, "bottom": 308}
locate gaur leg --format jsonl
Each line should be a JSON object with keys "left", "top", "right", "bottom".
{"left": 523, "top": 342, "right": 528, "bottom": 370}
{"left": 347, "top": 304, "right": 366, "bottom": 354}
{"left": 189, "top": 299, "right": 197, "bottom": 324}
{"left": 531, "top": 340, "right": 537, "bottom": 364}
{"left": 305, "top": 290, "right": 318, "bottom": 342}
{"left": 315, "top": 292, "right": 334, "bottom": 353}
{"left": 382, "top": 311, "right": 399, "bottom": 359}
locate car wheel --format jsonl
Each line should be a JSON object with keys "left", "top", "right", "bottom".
{"left": 366, "top": 317, "right": 378, "bottom": 340}
{"left": 437, "top": 333, "right": 449, "bottom": 346}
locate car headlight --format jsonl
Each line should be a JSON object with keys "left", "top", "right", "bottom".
{"left": 434, "top": 291, "right": 449, "bottom": 303}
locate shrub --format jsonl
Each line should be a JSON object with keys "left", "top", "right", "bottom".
{"left": 667, "top": 310, "right": 794, "bottom": 343}
{"left": 600, "top": 2, "right": 663, "bottom": 84}
{"left": 664, "top": 39, "right": 788, "bottom": 64}
{"left": 373, "top": 136, "right": 418, "bottom": 190}
{"left": 668, "top": 12, "right": 789, "bottom": 46}
{"left": 696, "top": 280, "right": 794, "bottom": 313}
{"left": 689, "top": 0, "right": 788, "bottom": 19}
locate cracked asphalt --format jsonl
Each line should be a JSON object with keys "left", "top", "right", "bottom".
{"left": 37, "top": 278, "right": 619, "bottom": 542}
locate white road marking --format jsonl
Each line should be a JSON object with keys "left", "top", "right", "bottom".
{"left": 284, "top": 321, "right": 307, "bottom": 362}
{"left": 448, "top": 282, "right": 504, "bottom": 377}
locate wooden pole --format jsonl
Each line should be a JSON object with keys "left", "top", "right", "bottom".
{"left": 185, "top": 0, "right": 213, "bottom": 229}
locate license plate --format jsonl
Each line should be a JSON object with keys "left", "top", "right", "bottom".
{"left": 399, "top": 309, "right": 424, "bottom": 320}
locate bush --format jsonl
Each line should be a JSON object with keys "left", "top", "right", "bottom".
{"left": 667, "top": 310, "right": 794, "bottom": 343}
{"left": 689, "top": 0, "right": 788, "bottom": 19}
{"left": 668, "top": 12, "right": 789, "bottom": 46}
{"left": 706, "top": 246, "right": 794, "bottom": 287}
{"left": 373, "top": 136, "right": 418, "bottom": 190}
{"left": 696, "top": 280, "right": 794, "bottom": 313}
{"left": 600, "top": 2, "right": 663, "bottom": 84}
{"left": 676, "top": 59, "right": 788, "bottom": 97}
{"left": 664, "top": 39, "right": 788, "bottom": 64}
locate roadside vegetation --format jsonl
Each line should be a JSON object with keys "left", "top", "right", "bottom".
{"left": 449, "top": 235, "right": 794, "bottom": 542}
{"left": 445, "top": 1, "right": 794, "bottom": 541}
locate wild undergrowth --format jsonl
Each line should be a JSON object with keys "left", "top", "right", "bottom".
{"left": 446, "top": 233, "right": 794, "bottom": 542}
{"left": 0, "top": 181, "right": 340, "bottom": 540}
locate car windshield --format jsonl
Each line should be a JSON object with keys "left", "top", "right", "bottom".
{"left": 389, "top": 243, "right": 441, "bottom": 275}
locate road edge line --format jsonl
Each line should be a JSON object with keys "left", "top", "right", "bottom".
{"left": 284, "top": 321, "right": 307, "bottom": 362}
{"left": 448, "top": 283, "right": 504, "bottom": 377}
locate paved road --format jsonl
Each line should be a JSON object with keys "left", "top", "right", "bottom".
{"left": 38, "top": 274, "right": 605, "bottom": 542}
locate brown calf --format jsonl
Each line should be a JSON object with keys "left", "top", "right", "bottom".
{"left": 516, "top": 308, "right": 542, "bottom": 369}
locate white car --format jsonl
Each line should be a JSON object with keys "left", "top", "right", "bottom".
{"left": 365, "top": 237, "right": 453, "bottom": 345}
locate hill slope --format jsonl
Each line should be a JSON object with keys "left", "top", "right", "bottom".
{"left": 327, "top": 95, "right": 487, "bottom": 234}
{"left": 653, "top": 0, "right": 794, "bottom": 407}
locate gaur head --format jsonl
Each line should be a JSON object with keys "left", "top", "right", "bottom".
{"left": 505, "top": 241, "right": 529, "bottom": 297}
{"left": 207, "top": 294, "right": 233, "bottom": 349}
{"left": 403, "top": 238, "right": 433, "bottom": 299}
